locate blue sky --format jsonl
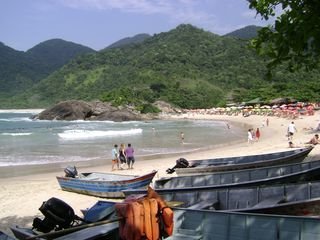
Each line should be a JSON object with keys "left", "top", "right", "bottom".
{"left": 0, "top": 0, "right": 272, "bottom": 51}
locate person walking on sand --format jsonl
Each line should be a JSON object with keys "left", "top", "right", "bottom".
{"left": 119, "top": 143, "right": 127, "bottom": 170}
{"left": 125, "top": 143, "right": 135, "bottom": 169}
{"left": 111, "top": 144, "right": 119, "bottom": 171}
{"left": 287, "top": 121, "right": 297, "bottom": 141}
{"left": 247, "top": 129, "right": 253, "bottom": 144}
{"left": 255, "top": 128, "right": 261, "bottom": 141}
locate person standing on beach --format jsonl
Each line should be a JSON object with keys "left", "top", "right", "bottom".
{"left": 180, "top": 132, "right": 185, "bottom": 144}
{"left": 255, "top": 128, "right": 261, "bottom": 141}
{"left": 287, "top": 121, "right": 297, "bottom": 141}
{"left": 111, "top": 144, "right": 119, "bottom": 171}
{"left": 248, "top": 129, "right": 253, "bottom": 144}
{"left": 125, "top": 143, "right": 135, "bottom": 169}
{"left": 119, "top": 143, "right": 127, "bottom": 170}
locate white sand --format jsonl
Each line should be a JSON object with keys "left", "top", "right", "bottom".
{"left": 1, "top": 113, "right": 319, "bottom": 237}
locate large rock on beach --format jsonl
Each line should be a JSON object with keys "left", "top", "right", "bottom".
{"left": 35, "top": 100, "right": 92, "bottom": 120}
{"left": 33, "top": 100, "right": 146, "bottom": 121}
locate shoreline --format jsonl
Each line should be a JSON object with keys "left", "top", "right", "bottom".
{"left": 0, "top": 117, "right": 249, "bottom": 179}
{"left": 0, "top": 113, "right": 319, "bottom": 237}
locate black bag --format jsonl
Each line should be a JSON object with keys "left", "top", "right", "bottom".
{"left": 119, "top": 155, "right": 126, "bottom": 164}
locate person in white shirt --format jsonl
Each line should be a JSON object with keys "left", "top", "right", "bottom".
{"left": 287, "top": 121, "right": 297, "bottom": 140}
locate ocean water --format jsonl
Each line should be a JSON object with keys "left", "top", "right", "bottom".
{"left": 0, "top": 110, "right": 246, "bottom": 167}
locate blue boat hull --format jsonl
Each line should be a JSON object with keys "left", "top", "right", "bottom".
{"left": 57, "top": 170, "right": 157, "bottom": 198}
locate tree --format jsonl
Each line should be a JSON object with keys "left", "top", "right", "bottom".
{"left": 249, "top": 0, "right": 320, "bottom": 71}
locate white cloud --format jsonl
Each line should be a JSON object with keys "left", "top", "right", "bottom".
{"left": 58, "top": 0, "right": 217, "bottom": 24}
{"left": 56, "top": 0, "right": 268, "bottom": 34}
{"left": 58, "top": 0, "right": 172, "bottom": 14}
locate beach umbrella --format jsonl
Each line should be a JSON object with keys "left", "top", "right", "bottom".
{"left": 260, "top": 105, "right": 269, "bottom": 109}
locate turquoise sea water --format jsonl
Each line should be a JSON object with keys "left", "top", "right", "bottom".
{"left": 0, "top": 110, "right": 246, "bottom": 167}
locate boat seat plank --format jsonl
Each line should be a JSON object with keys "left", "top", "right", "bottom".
{"left": 166, "top": 229, "right": 202, "bottom": 240}
{"left": 252, "top": 196, "right": 285, "bottom": 208}
{"left": 55, "top": 222, "right": 119, "bottom": 240}
{"left": 187, "top": 199, "right": 219, "bottom": 210}
{"left": 166, "top": 233, "right": 202, "bottom": 240}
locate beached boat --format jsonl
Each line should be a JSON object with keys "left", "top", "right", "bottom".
{"left": 128, "top": 160, "right": 320, "bottom": 191}
{"left": 167, "top": 208, "right": 320, "bottom": 240}
{"left": 172, "top": 146, "right": 313, "bottom": 175}
{"left": 56, "top": 169, "right": 157, "bottom": 198}
{"left": 125, "top": 180, "right": 320, "bottom": 216}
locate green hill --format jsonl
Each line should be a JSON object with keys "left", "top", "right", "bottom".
{"left": 0, "top": 39, "right": 95, "bottom": 98}
{"left": 224, "top": 25, "right": 262, "bottom": 39}
{"left": 105, "top": 33, "right": 151, "bottom": 49}
{"left": 0, "top": 42, "right": 35, "bottom": 96}
{"left": 2, "top": 24, "right": 320, "bottom": 109}
{"left": 26, "top": 39, "right": 96, "bottom": 74}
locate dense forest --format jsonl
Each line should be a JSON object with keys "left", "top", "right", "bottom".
{"left": 0, "top": 39, "right": 95, "bottom": 98}
{"left": 1, "top": 24, "right": 319, "bottom": 110}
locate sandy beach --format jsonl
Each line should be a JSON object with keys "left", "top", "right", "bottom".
{"left": 1, "top": 112, "right": 320, "bottom": 237}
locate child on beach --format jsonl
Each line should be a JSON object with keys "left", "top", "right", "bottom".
{"left": 111, "top": 144, "right": 119, "bottom": 171}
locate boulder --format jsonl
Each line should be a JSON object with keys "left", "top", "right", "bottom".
{"left": 35, "top": 100, "right": 92, "bottom": 120}
{"left": 33, "top": 100, "right": 144, "bottom": 121}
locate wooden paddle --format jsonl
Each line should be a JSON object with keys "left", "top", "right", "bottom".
{"left": 26, "top": 217, "right": 123, "bottom": 240}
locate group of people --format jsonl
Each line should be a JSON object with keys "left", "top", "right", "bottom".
{"left": 247, "top": 128, "right": 261, "bottom": 143}
{"left": 287, "top": 121, "right": 319, "bottom": 147}
{"left": 111, "top": 143, "right": 135, "bottom": 171}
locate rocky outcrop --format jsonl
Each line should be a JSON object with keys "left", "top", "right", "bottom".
{"left": 33, "top": 100, "right": 144, "bottom": 121}
{"left": 34, "top": 100, "right": 92, "bottom": 121}
{"left": 32, "top": 100, "right": 182, "bottom": 122}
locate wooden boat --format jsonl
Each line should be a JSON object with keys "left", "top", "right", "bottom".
{"left": 125, "top": 180, "right": 320, "bottom": 216}
{"left": 167, "top": 208, "right": 320, "bottom": 240}
{"left": 151, "top": 159, "right": 320, "bottom": 190}
{"left": 173, "top": 146, "right": 313, "bottom": 175}
{"left": 56, "top": 170, "right": 157, "bottom": 198}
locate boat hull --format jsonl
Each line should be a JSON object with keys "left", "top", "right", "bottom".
{"left": 57, "top": 171, "right": 157, "bottom": 198}
{"left": 126, "top": 180, "right": 320, "bottom": 217}
{"left": 155, "top": 159, "right": 320, "bottom": 189}
{"left": 168, "top": 208, "right": 320, "bottom": 240}
{"left": 123, "top": 160, "right": 320, "bottom": 196}
{"left": 175, "top": 146, "right": 313, "bottom": 176}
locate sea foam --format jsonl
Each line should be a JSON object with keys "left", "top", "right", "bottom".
{"left": 58, "top": 128, "right": 143, "bottom": 140}
{"left": 1, "top": 133, "right": 32, "bottom": 136}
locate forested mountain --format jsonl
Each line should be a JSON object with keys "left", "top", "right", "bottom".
{"left": 0, "top": 39, "right": 95, "bottom": 98}
{"left": 1, "top": 24, "right": 320, "bottom": 109}
{"left": 26, "top": 39, "right": 96, "bottom": 74}
{"left": 224, "top": 25, "right": 262, "bottom": 39}
{"left": 106, "top": 33, "right": 151, "bottom": 49}
{"left": 0, "top": 42, "right": 35, "bottom": 96}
